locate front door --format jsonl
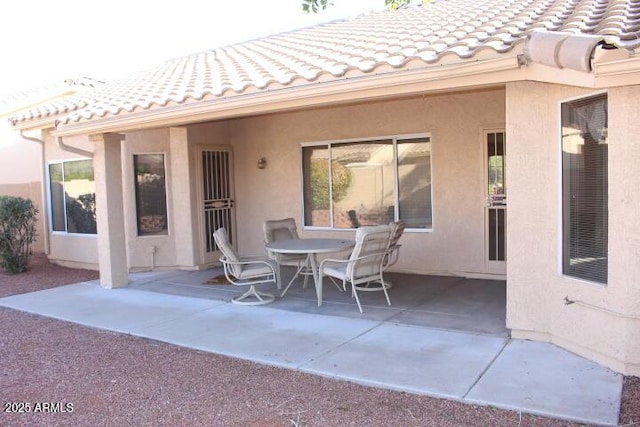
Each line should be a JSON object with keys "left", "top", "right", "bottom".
{"left": 199, "top": 147, "right": 235, "bottom": 265}
{"left": 484, "top": 130, "right": 506, "bottom": 274}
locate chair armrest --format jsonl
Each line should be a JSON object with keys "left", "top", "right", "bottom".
{"left": 219, "top": 256, "right": 276, "bottom": 270}
{"left": 240, "top": 255, "right": 276, "bottom": 262}
{"left": 319, "top": 252, "right": 385, "bottom": 270}
{"left": 384, "top": 244, "right": 402, "bottom": 268}
{"left": 319, "top": 257, "right": 351, "bottom": 269}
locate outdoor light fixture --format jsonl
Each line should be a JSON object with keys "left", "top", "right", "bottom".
{"left": 257, "top": 157, "right": 267, "bottom": 169}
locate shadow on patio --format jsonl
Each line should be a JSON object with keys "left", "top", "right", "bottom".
{"left": 130, "top": 268, "right": 508, "bottom": 337}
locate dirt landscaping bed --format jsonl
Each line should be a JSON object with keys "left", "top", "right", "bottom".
{"left": 0, "top": 253, "right": 638, "bottom": 426}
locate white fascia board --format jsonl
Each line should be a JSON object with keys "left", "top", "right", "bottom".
{"left": 520, "top": 55, "right": 640, "bottom": 88}
{"left": 593, "top": 56, "right": 640, "bottom": 87}
{"left": 52, "top": 55, "right": 522, "bottom": 137}
{"left": 10, "top": 117, "right": 56, "bottom": 131}
{"left": 521, "top": 62, "right": 596, "bottom": 87}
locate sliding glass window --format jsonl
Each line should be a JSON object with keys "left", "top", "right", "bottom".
{"left": 302, "top": 135, "right": 432, "bottom": 229}
{"left": 48, "top": 159, "right": 96, "bottom": 234}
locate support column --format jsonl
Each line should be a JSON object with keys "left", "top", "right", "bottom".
{"left": 169, "top": 127, "right": 197, "bottom": 267}
{"left": 93, "top": 133, "right": 128, "bottom": 288}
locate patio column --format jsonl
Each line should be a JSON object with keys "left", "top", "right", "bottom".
{"left": 93, "top": 133, "right": 128, "bottom": 288}
{"left": 169, "top": 127, "right": 196, "bottom": 267}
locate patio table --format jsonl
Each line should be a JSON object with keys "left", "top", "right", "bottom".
{"left": 265, "top": 238, "right": 355, "bottom": 306}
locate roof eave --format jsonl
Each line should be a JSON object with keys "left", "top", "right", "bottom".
{"left": 593, "top": 55, "right": 640, "bottom": 87}
{"left": 52, "top": 55, "right": 523, "bottom": 137}
{"left": 10, "top": 117, "right": 57, "bottom": 131}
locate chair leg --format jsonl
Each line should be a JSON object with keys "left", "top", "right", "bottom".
{"left": 378, "top": 272, "right": 391, "bottom": 306}
{"left": 326, "top": 276, "right": 343, "bottom": 291}
{"left": 280, "top": 262, "right": 307, "bottom": 297}
{"left": 351, "top": 283, "right": 364, "bottom": 313}
{"left": 276, "top": 265, "right": 282, "bottom": 290}
{"left": 232, "top": 285, "right": 275, "bottom": 306}
{"left": 281, "top": 257, "right": 312, "bottom": 297}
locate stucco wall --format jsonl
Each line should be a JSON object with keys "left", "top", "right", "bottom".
{"left": 187, "top": 121, "right": 231, "bottom": 266}
{"left": 228, "top": 89, "right": 505, "bottom": 277}
{"left": 43, "top": 132, "right": 98, "bottom": 268}
{"left": 121, "top": 129, "right": 178, "bottom": 271}
{"left": 506, "top": 81, "right": 640, "bottom": 375}
{"left": 0, "top": 130, "right": 46, "bottom": 253}
{"left": 117, "top": 123, "right": 231, "bottom": 271}
{"left": 0, "top": 181, "right": 45, "bottom": 253}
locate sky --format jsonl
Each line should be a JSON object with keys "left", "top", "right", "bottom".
{"left": 0, "top": 0, "right": 385, "bottom": 96}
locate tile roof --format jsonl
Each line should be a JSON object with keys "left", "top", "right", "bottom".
{"left": 9, "top": 0, "right": 640, "bottom": 127}
{"left": 2, "top": 77, "right": 104, "bottom": 122}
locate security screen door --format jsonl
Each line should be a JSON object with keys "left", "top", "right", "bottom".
{"left": 484, "top": 130, "right": 506, "bottom": 274}
{"left": 200, "top": 148, "right": 235, "bottom": 265}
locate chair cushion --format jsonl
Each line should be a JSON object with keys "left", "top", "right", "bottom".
{"left": 213, "top": 228, "right": 242, "bottom": 276}
{"left": 388, "top": 220, "right": 406, "bottom": 248}
{"left": 237, "top": 262, "right": 275, "bottom": 280}
{"left": 263, "top": 218, "right": 299, "bottom": 243}
{"left": 348, "top": 225, "right": 390, "bottom": 278}
{"left": 323, "top": 265, "right": 347, "bottom": 280}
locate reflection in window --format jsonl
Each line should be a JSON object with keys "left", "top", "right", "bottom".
{"left": 487, "top": 132, "right": 505, "bottom": 195}
{"left": 562, "top": 94, "right": 608, "bottom": 284}
{"left": 398, "top": 138, "right": 432, "bottom": 228}
{"left": 302, "top": 136, "right": 432, "bottom": 229}
{"left": 48, "top": 159, "right": 96, "bottom": 234}
{"left": 134, "top": 154, "right": 168, "bottom": 236}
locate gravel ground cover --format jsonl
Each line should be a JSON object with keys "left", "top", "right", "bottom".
{"left": 1, "top": 254, "right": 638, "bottom": 426}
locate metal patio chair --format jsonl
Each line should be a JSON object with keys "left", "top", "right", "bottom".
{"left": 213, "top": 227, "right": 277, "bottom": 305}
{"left": 318, "top": 224, "right": 391, "bottom": 313}
{"left": 263, "top": 217, "right": 311, "bottom": 294}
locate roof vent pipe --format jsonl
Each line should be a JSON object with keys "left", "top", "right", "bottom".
{"left": 524, "top": 31, "right": 610, "bottom": 73}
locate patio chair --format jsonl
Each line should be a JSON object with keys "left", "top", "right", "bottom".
{"left": 359, "top": 219, "right": 405, "bottom": 292}
{"left": 263, "top": 218, "right": 311, "bottom": 294}
{"left": 318, "top": 224, "right": 391, "bottom": 313}
{"left": 213, "top": 227, "right": 277, "bottom": 306}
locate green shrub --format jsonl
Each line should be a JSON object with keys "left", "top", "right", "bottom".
{"left": 310, "top": 159, "right": 352, "bottom": 209}
{"left": 0, "top": 196, "right": 38, "bottom": 274}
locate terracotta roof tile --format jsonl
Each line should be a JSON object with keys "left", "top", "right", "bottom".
{"left": 8, "top": 0, "right": 640, "bottom": 127}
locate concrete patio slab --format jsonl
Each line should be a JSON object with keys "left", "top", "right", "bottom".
{"left": 0, "top": 282, "right": 225, "bottom": 334}
{"left": 465, "top": 340, "right": 623, "bottom": 426}
{"left": 0, "top": 279, "right": 624, "bottom": 426}
{"left": 302, "top": 323, "right": 507, "bottom": 398}
{"left": 135, "top": 304, "right": 379, "bottom": 369}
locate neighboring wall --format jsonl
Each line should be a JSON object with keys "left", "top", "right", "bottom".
{"left": 228, "top": 89, "right": 505, "bottom": 277}
{"left": 506, "top": 81, "right": 640, "bottom": 375}
{"left": 0, "top": 129, "right": 47, "bottom": 253}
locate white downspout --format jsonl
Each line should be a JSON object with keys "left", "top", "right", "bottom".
{"left": 19, "top": 130, "right": 50, "bottom": 255}
{"left": 56, "top": 136, "right": 94, "bottom": 158}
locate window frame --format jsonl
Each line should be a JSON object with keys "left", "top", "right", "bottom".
{"left": 46, "top": 157, "right": 97, "bottom": 236}
{"left": 557, "top": 90, "right": 609, "bottom": 286}
{"left": 300, "top": 133, "right": 433, "bottom": 232}
{"left": 133, "top": 152, "right": 170, "bottom": 237}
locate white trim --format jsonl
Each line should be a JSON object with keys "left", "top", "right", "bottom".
{"left": 594, "top": 56, "right": 640, "bottom": 87}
